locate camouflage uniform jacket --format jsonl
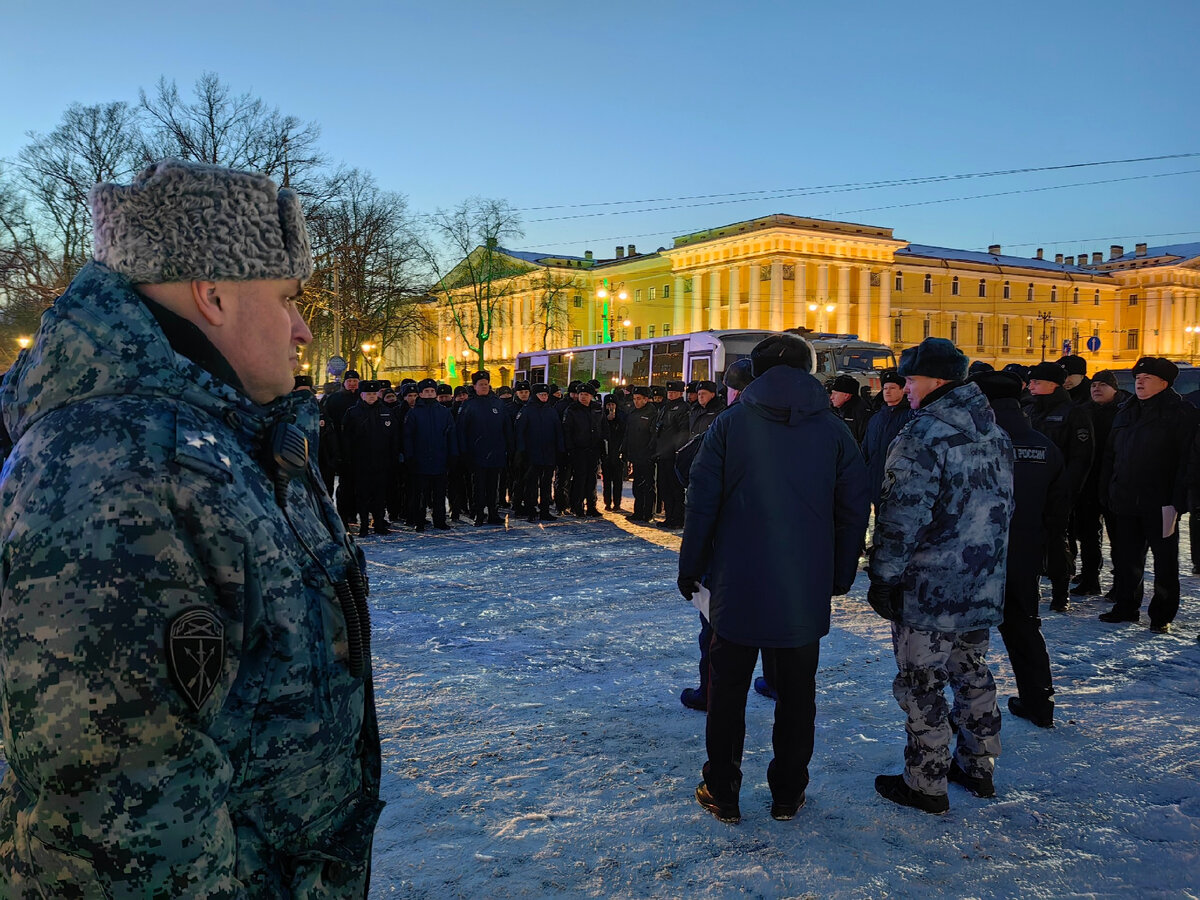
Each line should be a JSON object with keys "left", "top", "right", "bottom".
{"left": 869, "top": 382, "right": 1015, "bottom": 632}
{"left": 0, "top": 262, "right": 382, "bottom": 898}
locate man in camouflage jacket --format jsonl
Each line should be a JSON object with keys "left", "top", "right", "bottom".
{"left": 0, "top": 160, "right": 381, "bottom": 897}
{"left": 867, "top": 338, "right": 1014, "bottom": 814}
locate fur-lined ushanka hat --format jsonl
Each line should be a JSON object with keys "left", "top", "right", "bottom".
{"left": 89, "top": 158, "right": 313, "bottom": 285}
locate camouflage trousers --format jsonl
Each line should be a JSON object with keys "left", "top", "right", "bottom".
{"left": 890, "top": 624, "right": 1002, "bottom": 796}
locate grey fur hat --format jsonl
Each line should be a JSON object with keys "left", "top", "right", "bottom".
{"left": 89, "top": 158, "right": 313, "bottom": 285}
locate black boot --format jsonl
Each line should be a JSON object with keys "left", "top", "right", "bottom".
{"left": 1008, "top": 696, "right": 1054, "bottom": 728}
{"left": 874, "top": 774, "right": 949, "bottom": 814}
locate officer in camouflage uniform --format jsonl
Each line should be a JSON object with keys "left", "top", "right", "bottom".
{"left": 867, "top": 338, "right": 1014, "bottom": 814}
{"left": 0, "top": 159, "right": 381, "bottom": 897}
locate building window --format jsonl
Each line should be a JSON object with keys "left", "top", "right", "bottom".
{"left": 1051, "top": 286, "right": 1057, "bottom": 303}
{"left": 634, "top": 326, "right": 642, "bottom": 339}
{"left": 1072, "top": 327, "right": 1080, "bottom": 350}
{"left": 635, "top": 289, "right": 642, "bottom": 302}
{"left": 1026, "top": 325, "right": 1034, "bottom": 350}
{"left": 1027, "top": 284, "right": 1034, "bottom": 302}
{"left": 683, "top": 278, "right": 693, "bottom": 294}
{"left": 662, "top": 324, "right": 671, "bottom": 336}
{"left": 1129, "top": 294, "right": 1138, "bottom": 306}
{"left": 951, "top": 276, "right": 960, "bottom": 296}
{"left": 663, "top": 284, "right": 670, "bottom": 298}
{"left": 1050, "top": 325, "right": 1058, "bottom": 347}
{"left": 977, "top": 320, "right": 985, "bottom": 347}
{"left": 649, "top": 287, "right": 657, "bottom": 301}
{"left": 895, "top": 272, "right": 903, "bottom": 292}
{"left": 950, "top": 318, "right": 959, "bottom": 343}
{"left": 1127, "top": 329, "right": 1139, "bottom": 350}
{"left": 1094, "top": 290, "right": 1100, "bottom": 306}
{"left": 572, "top": 330, "right": 582, "bottom": 345}
{"left": 978, "top": 278, "right": 986, "bottom": 298}
{"left": 1072, "top": 287, "right": 1079, "bottom": 304}
{"left": 648, "top": 325, "right": 655, "bottom": 338}
{"left": 1002, "top": 321, "right": 1010, "bottom": 348}
{"left": 1003, "top": 281, "right": 1011, "bottom": 299}
{"left": 923, "top": 316, "right": 931, "bottom": 339}
{"left": 923, "top": 274, "right": 932, "bottom": 294}
{"left": 894, "top": 315, "right": 903, "bottom": 343}
{"left": 573, "top": 294, "right": 583, "bottom": 308}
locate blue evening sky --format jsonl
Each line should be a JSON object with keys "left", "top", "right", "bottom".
{"left": 3, "top": 0, "right": 1197, "bottom": 260}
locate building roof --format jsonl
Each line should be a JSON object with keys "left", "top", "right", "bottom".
{"left": 1104, "top": 242, "right": 1200, "bottom": 266}
{"left": 671, "top": 213, "right": 898, "bottom": 248}
{"left": 496, "top": 247, "right": 590, "bottom": 265}
{"left": 896, "top": 243, "right": 1100, "bottom": 275}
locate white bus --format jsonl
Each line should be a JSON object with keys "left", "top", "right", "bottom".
{"left": 514, "top": 329, "right": 897, "bottom": 393}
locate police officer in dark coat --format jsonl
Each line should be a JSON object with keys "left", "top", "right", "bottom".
{"left": 322, "top": 369, "right": 361, "bottom": 526}
{"left": 860, "top": 370, "right": 914, "bottom": 510}
{"left": 602, "top": 394, "right": 627, "bottom": 511}
{"left": 653, "top": 380, "right": 690, "bottom": 528}
{"left": 1058, "top": 355, "right": 1092, "bottom": 407}
{"left": 515, "top": 383, "right": 564, "bottom": 522}
{"left": 1027, "top": 360, "right": 1094, "bottom": 610}
{"left": 1100, "top": 357, "right": 1198, "bottom": 633}
{"left": 403, "top": 378, "right": 457, "bottom": 531}
{"left": 563, "top": 384, "right": 606, "bottom": 517}
{"left": 456, "top": 370, "right": 512, "bottom": 526}
{"left": 342, "top": 379, "right": 401, "bottom": 535}
{"left": 680, "top": 333, "right": 870, "bottom": 823}
{"left": 687, "top": 380, "right": 726, "bottom": 440}
{"left": 553, "top": 381, "right": 580, "bottom": 512}
{"left": 317, "top": 407, "right": 341, "bottom": 498}
{"left": 1072, "top": 369, "right": 1131, "bottom": 595}
{"left": 829, "top": 374, "right": 870, "bottom": 443}
{"left": 447, "top": 385, "right": 472, "bottom": 521}
{"left": 622, "top": 387, "right": 659, "bottom": 522}
{"left": 507, "top": 380, "right": 532, "bottom": 515}
{"left": 971, "top": 370, "right": 1065, "bottom": 729}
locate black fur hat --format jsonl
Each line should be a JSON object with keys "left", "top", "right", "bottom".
{"left": 896, "top": 338, "right": 968, "bottom": 381}
{"left": 750, "top": 333, "right": 814, "bottom": 376}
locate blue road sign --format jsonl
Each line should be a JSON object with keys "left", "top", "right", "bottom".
{"left": 1087, "top": 336, "right": 1101, "bottom": 352}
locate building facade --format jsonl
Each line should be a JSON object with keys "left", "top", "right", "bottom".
{"left": 374, "top": 214, "right": 1198, "bottom": 385}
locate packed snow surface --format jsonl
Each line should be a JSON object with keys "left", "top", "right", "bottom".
{"left": 365, "top": 507, "right": 1200, "bottom": 898}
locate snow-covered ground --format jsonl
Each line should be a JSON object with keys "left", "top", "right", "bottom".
{"left": 366, "top": 496, "right": 1200, "bottom": 899}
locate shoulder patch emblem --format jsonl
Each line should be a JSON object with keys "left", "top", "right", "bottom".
{"left": 167, "top": 607, "right": 225, "bottom": 710}
{"left": 1076, "top": 429, "right": 1090, "bottom": 442}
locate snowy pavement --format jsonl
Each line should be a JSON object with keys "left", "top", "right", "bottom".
{"left": 365, "top": 502, "right": 1200, "bottom": 899}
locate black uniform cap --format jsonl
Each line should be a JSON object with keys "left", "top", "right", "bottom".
{"left": 471, "top": 370, "right": 491, "bottom": 384}
{"left": 293, "top": 374, "right": 314, "bottom": 389}
{"left": 358, "top": 380, "right": 385, "bottom": 392}
{"left": 665, "top": 380, "right": 686, "bottom": 392}
{"left": 632, "top": 386, "right": 651, "bottom": 397}
{"left": 531, "top": 382, "right": 550, "bottom": 394}
{"left": 514, "top": 380, "right": 531, "bottom": 391}
{"left": 1028, "top": 361, "right": 1066, "bottom": 386}
{"left": 417, "top": 377, "right": 438, "bottom": 392}
{"left": 696, "top": 380, "right": 719, "bottom": 393}
{"left": 436, "top": 382, "right": 453, "bottom": 395}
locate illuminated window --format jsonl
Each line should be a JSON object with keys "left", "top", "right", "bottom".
{"left": 662, "top": 324, "right": 671, "bottom": 336}
{"left": 649, "top": 287, "right": 657, "bottom": 301}
{"left": 1127, "top": 329, "right": 1139, "bottom": 350}
{"left": 634, "top": 326, "right": 642, "bottom": 339}
{"left": 1129, "top": 294, "right": 1138, "bottom": 306}
{"left": 648, "top": 325, "right": 655, "bottom": 338}
{"left": 635, "top": 289, "right": 642, "bottom": 302}
{"left": 573, "top": 294, "right": 583, "bottom": 308}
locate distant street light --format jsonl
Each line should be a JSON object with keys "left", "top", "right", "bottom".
{"left": 17, "top": 336, "right": 31, "bottom": 349}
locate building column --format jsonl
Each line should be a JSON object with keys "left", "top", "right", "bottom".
{"left": 748, "top": 263, "right": 762, "bottom": 330}
{"left": 878, "top": 270, "right": 892, "bottom": 346}
{"left": 691, "top": 272, "right": 704, "bottom": 332}
{"left": 673, "top": 275, "right": 686, "bottom": 335}
{"left": 708, "top": 269, "right": 721, "bottom": 330}
{"left": 769, "top": 259, "right": 784, "bottom": 331}
{"left": 792, "top": 260, "right": 807, "bottom": 328}
{"left": 857, "top": 266, "right": 872, "bottom": 341}
{"left": 837, "top": 265, "right": 852, "bottom": 334}
{"left": 728, "top": 264, "right": 741, "bottom": 330}
{"left": 1144, "top": 290, "right": 1159, "bottom": 355}
{"left": 816, "top": 264, "right": 830, "bottom": 332}
{"left": 1169, "top": 289, "right": 1182, "bottom": 356}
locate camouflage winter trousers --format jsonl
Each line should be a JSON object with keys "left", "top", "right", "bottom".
{"left": 891, "top": 624, "right": 1002, "bottom": 795}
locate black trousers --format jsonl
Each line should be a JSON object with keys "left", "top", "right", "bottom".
{"left": 1108, "top": 510, "right": 1180, "bottom": 624}
{"left": 997, "top": 569, "right": 1054, "bottom": 714}
{"left": 704, "top": 633, "right": 820, "bottom": 806}
{"left": 472, "top": 466, "right": 503, "bottom": 520}
{"left": 336, "top": 468, "right": 357, "bottom": 525}
{"left": 354, "top": 473, "right": 389, "bottom": 531}
{"left": 656, "top": 459, "right": 684, "bottom": 524}
{"left": 525, "top": 464, "right": 555, "bottom": 514}
{"left": 569, "top": 451, "right": 599, "bottom": 514}
{"left": 1074, "top": 494, "right": 1106, "bottom": 582}
{"left": 554, "top": 457, "right": 572, "bottom": 511}
{"left": 601, "top": 456, "right": 624, "bottom": 507}
{"left": 1190, "top": 491, "right": 1200, "bottom": 573}
{"left": 448, "top": 460, "right": 469, "bottom": 519}
{"left": 631, "top": 461, "right": 656, "bottom": 520}
{"left": 509, "top": 459, "right": 529, "bottom": 513}
{"left": 416, "top": 473, "right": 448, "bottom": 527}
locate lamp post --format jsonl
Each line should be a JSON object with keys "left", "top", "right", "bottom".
{"left": 1186, "top": 325, "right": 1200, "bottom": 365}
{"left": 595, "top": 280, "right": 627, "bottom": 343}
{"left": 361, "top": 342, "right": 376, "bottom": 377}
{"left": 17, "top": 336, "right": 31, "bottom": 350}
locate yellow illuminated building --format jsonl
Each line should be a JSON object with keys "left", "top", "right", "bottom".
{"left": 377, "top": 214, "right": 1199, "bottom": 385}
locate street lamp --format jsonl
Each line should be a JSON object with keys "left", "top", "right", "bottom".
{"left": 17, "top": 336, "right": 31, "bottom": 350}
{"left": 1186, "top": 325, "right": 1200, "bottom": 364}
{"left": 595, "top": 280, "right": 628, "bottom": 343}
{"left": 361, "top": 342, "right": 376, "bottom": 376}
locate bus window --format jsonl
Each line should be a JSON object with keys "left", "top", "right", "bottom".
{"left": 548, "top": 353, "right": 571, "bottom": 388}
{"left": 814, "top": 350, "right": 833, "bottom": 378}
{"left": 529, "top": 365, "right": 546, "bottom": 385}
{"left": 568, "top": 349, "right": 595, "bottom": 383}
{"left": 689, "top": 355, "right": 711, "bottom": 382}
{"left": 621, "top": 344, "right": 651, "bottom": 384}
{"left": 653, "top": 341, "right": 684, "bottom": 383}
{"left": 595, "top": 348, "right": 622, "bottom": 390}
{"left": 839, "top": 348, "right": 897, "bottom": 371}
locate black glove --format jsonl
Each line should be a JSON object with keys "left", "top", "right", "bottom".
{"left": 677, "top": 575, "right": 701, "bottom": 601}
{"left": 867, "top": 581, "right": 903, "bottom": 621}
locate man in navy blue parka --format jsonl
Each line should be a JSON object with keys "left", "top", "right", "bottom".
{"left": 679, "top": 333, "right": 870, "bottom": 824}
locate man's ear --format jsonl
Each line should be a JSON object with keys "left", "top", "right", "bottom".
{"left": 191, "top": 280, "right": 228, "bottom": 327}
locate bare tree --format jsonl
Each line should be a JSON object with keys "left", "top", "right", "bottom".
{"left": 418, "top": 198, "right": 530, "bottom": 370}
{"left": 16, "top": 101, "right": 142, "bottom": 292}
{"left": 531, "top": 268, "right": 580, "bottom": 350}
{"left": 301, "top": 170, "right": 431, "bottom": 378}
